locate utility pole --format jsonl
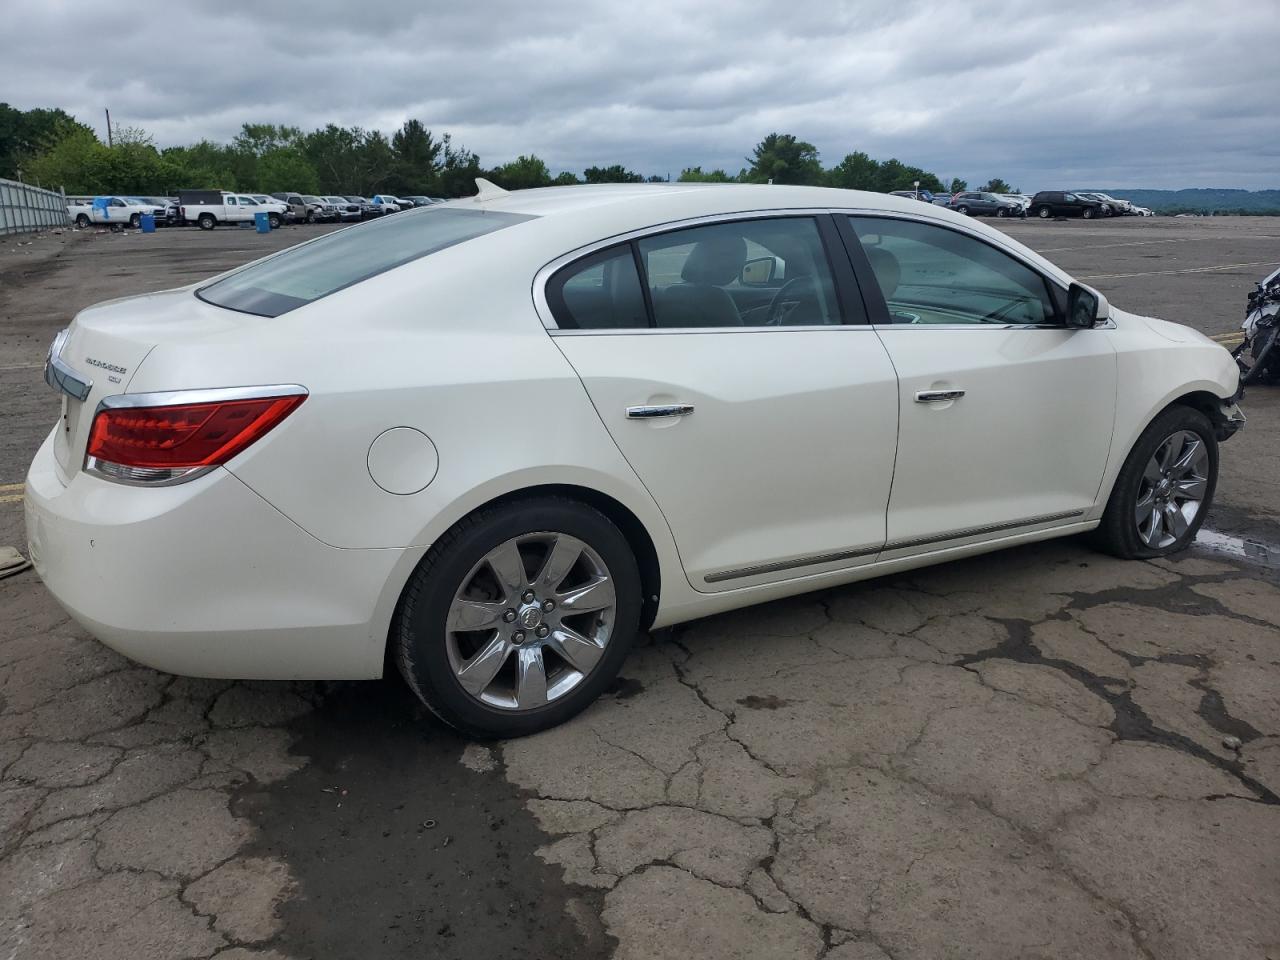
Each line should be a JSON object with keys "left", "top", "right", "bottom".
{"left": 105, "top": 109, "right": 112, "bottom": 147}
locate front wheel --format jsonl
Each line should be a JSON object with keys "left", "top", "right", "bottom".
{"left": 955, "top": 205, "right": 969, "bottom": 216}
{"left": 996, "top": 207, "right": 1008, "bottom": 218}
{"left": 1083, "top": 207, "right": 1096, "bottom": 219}
{"left": 1092, "top": 406, "right": 1218, "bottom": 559}
{"left": 393, "top": 497, "right": 642, "bottom": 738}
{"left": 1037, "top": 206, "right": 1052, "bottom": 219}
{"left": 268, "top": 213, "right": 281, "bottom": 229}
{"left": 75, "top": 214, "right": 90, "bottom": 228}
{"left": 129, "top": 213, "right": 141, "bottom": 228}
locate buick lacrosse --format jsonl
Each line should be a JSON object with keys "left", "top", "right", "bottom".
{"left": 26, "top": 182, "right": 1243, "bottom": 737}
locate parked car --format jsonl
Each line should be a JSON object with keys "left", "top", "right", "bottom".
{"left": 948, "top": 191, "right": 1025, "bottom": 218}
{"left": 27, "top": 182, "right": 1243, "bottom": 738}
{"left": 270, "top": 193, "right": 317, "bottom": 222}
{"left": 888, "top": 190, "right": 936, "bottom": 203}
{"left": 1075, "top": 192, "right": 1134, "bottom": 216}
{"left": 1029, "top": 191, "right": 1111, "bottom": 219}
{"left": 128, "top": 196, "right": 180, "bottom": 225}
{"left": 178, "top": 191, "right": 285, "bottom": 230}
{"left": 344, "top": 196, "right": 385, "bottom": 219}
{"left": 301, "top": 195, "right": 339, "bottom": 222}
{"left": 931, "top": 194, "right": 955, "bottom": 207}
{"left": 248, "top": 195, "right": 294, "bottom": 221}
{"left": 324, "top": 196, "right": 362, "bottom": 222}
{"left": 66, "top": 196, "right": 157, "bottom": 229}
{"left": 370, "top": 194, "right": 403, "bottom": 212}
{"left": 998, "top": 194, "right": 1031, "bottom": 214}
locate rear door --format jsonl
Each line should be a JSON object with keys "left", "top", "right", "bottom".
{"left": 840, "top": 213, "right": 1117, "bottom": 553}
{"left": 545, "top": 214, "right": 900, "bottom": 591}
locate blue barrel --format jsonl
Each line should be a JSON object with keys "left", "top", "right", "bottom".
{"left": 255, "top": 211, "right": 270, "bottom": 233}
{"left": 140, "top": 214, "right": 156, "bottom": 233}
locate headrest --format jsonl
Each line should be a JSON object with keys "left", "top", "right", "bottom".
{"left": 680, "top": 235, "right": 747, "bottom": 286}
{"left": 863, "top": 245, "right": 901, "bottom": 299}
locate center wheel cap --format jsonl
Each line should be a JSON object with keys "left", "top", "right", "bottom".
{"left": 517, "top": 605, "right": 544, "bottom": 630}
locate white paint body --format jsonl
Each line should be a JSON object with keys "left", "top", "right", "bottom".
{"left": 66, "top": 197, "right": 157, "bottom": 225}
{"left": 25, "top": 184, "right": 1242, "bottom": 680}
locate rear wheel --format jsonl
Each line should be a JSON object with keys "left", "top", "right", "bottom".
{"left": 1037, "top": 206, "right": 1052, "bottom": 218}
{"left": 1083, "top": 206, "right": 1096, "bottom": 219}
{"left": 198, "top": 213, "right": 216, "bottom": 230}
{"left": 955, "top": 205, "right": 970, "bottom": 215}
{"left": 75, "top": 213, "right": 90, "bottom": 228}
{"left": 1092, "top": 406, "right": 1217, "bottom": 559}
{"left": 394, "top": 497, "right": 642, "bottom": 738}
{"left": 996, "top": 207, "right": 1008, "bottom": 218}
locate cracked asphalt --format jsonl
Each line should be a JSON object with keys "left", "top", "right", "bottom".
{"left": 2, "top": 217, "right": 1279, "bottom": 960}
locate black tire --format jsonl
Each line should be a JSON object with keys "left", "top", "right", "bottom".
{"left": 393, "top": 497, "right": 642, "bottom": 738}
{"left": 1037, "top": 206, "right": 1052, "bottom": 219}
{"left": 306, "top": 210, "right": 317, "bottom": 224}
{"left": 956, "top": 205, "right": 970, "bottom": 215}
{"left": 129, "top": 213, "right": 141, "bottom": 228}
{"left": 75, "top": 214, "right": 90, "bottom": 228}
{"left": 268, "top": 213, "right": 281, "bottom": 229}
{"left": 996, "top": 207, "right": 1008, "bottom": 218}
{"left": 1092, "top": 405, "right": 1218, "bottom": 559}
{"left": 198, "top": 213, "right": 216, "bottom": 230}
{"left": 1083, "top": 206, "right": 1096, "bottom": 220}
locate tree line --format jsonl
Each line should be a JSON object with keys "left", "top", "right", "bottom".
{"left": 2, "top": 104, "right": 1018, "bottom": 198}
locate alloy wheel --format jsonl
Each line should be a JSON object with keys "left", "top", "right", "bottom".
{"left": 1134, "top": 430, "right": 1209, "bottom": 548}
{"left": 445, "top": 531, "right": 617, "bottom": 711}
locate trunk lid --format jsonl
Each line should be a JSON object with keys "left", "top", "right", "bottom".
{"left": 49, "top": 288, "right": 253, "bottom": 482}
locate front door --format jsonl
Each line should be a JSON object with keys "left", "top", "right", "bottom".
{"left": 843, "top": 214, "right": 1117, "bottom": 552}
{"left": 545, "top": 215, "right": 900, "bottom": 591}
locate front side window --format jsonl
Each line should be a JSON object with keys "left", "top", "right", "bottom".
{"left": 199, "top": 208, "right": 534, "bottom": 317}
{"left": 227, "top": 196, "right": 238, "bottom": 206}
{"left": 849, "top": 216, "right": 1058, "bottom": 326}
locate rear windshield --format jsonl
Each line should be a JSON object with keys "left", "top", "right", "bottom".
{"left": 197, "top": 207, "right": 533, "bottom": 317}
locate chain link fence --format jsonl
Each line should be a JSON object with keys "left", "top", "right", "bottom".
{"left": 0, "top": 178, "right": 68, "bottom": 236}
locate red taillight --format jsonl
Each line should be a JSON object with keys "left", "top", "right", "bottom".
{"left": 87, "top": 394, "right": 304, "bottom": 470}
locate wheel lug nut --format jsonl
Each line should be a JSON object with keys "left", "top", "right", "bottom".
{"left": 503, "top": 609, "right": 517, "bottom": 623}
{"left": 542, "top": 599, "right": 555, "bottom": 612}
{"left": 536, "top": 625, "right": 550, "bottom": 639}
{"left": 512, "top": 631, "right": 525, "bottom": 644}
{"left": 522, "top": 590, "right": 535, "bottom": 603}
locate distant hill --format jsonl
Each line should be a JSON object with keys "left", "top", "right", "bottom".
{"left": 1083, "top": 188, "right": 1280, "bottom": 215}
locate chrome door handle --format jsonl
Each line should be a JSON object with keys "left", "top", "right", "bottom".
{"left": 626, "top": 404, "right": 695, "bottom": 419}
{"left": 914, "top": 389, "right": 965, "bottom": 403}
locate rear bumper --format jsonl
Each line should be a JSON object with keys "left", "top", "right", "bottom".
{"left": 24, "top": 431, "right": 418, "bottom": 680}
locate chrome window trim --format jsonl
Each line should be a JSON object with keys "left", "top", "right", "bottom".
{"left": 532, "top": 207, "right": 849, "bottom": 334}
{"left": 44, "top": 329, "right": 93, "bottom": 401}
{"left": 84, "top": 384, "right": 308, "bottom": 487}
{"left": 94, "top": 383, "right": 308, "bottom": 411}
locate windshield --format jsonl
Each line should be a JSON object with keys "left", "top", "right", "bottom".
{"left": 197, "top": 207, "right": 535, "bottom": 317}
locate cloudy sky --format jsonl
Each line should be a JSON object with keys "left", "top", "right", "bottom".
{"left": 5, "top": 0, "right": 1278, "bottom": 189}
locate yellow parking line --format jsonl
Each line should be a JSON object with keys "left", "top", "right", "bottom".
{"left": 1211, "top": 332, "right": 1245, "bottom": 344}
{"left": 0, "top": 483, "right": 23, "bottom": 493}
{"left": 1080, "top": 260, "right": 1280, "bottom": 281}
{"left": 0, "top": 363, "right": 43, "bottom": 371}
{"left": 0, "top": 494, "right": 23, "bottom": 504}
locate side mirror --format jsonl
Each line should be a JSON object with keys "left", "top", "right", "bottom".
{"left": 1066, "top": 282, "right": 1108, "bottom": 328}
{"left": 741, "top": 257, "right": 777, "bottom": 286}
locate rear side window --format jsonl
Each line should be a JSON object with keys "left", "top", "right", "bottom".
{"left": 198, "top": 208, "right": 534, "bottom": 317}
{"left": 546, "top": 245, "right": 649, "bottom": 330}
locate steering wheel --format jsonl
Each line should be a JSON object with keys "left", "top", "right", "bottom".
{"left": 765, "top": 275, "right": 817, "bottom": 325}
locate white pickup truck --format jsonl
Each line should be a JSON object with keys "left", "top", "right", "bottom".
{"left": 66, "top": 196, "right": 162, "bottom": 229}
{"left": 178, "top": 191, "right": 287, "bottom": 230}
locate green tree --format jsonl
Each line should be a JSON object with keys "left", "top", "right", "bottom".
{"left": 948, "top": 177, "right": 967, "bottom": 194}
{"left": 679, "top": 166, "right": 734, "bottom": 182}
{"left": 391, "top": 119, "right": 441, "bottom": 193}
{"left": 257, "top": 147, "right": 318, "bottom": 193}
{"left": 23, "top": 127, "right": 110, "bottom": 192}
{"left": 552, "top": 171, "right": 582, "bottom": 185}
{"left": 744, "top": 133, "right": 823, "bottom": 185}
{"left": 583, "top": 164, "right": 644, "bottom": 184}
{"left": 0, "top": 104, "right": 94, "bottom": 181}
{"left": 437, "top": 135, "right": 483, "bottom": 197}
{"left": 358, "top": 130, "right": 397, "bottom": 194}
{"left": 489, "top": 154, "right": 553, "bottom": 190}
{"left": 826, "top": 151, "right": 879, "bottom": 190}
{"left": 302, "top": 125, "right": 367, "bottom": 193}
{"left": 978, "top": 178, "right": 1015, "bottom": 193}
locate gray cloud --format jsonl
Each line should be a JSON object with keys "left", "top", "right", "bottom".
{"left": 3, "top": 0, "right": 1276, "bottom": 188}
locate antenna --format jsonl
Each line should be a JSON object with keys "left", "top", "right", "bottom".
{"left": 473, "top": 178, "right": 510, "bottom": 202}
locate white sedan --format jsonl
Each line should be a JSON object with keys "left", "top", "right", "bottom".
{"left": 26, "top": 182, "right": 1244, "bottom": 737}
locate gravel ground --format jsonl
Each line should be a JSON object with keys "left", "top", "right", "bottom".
{"left": 0, "top": 215, "right": 1277, "bottom": 960}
